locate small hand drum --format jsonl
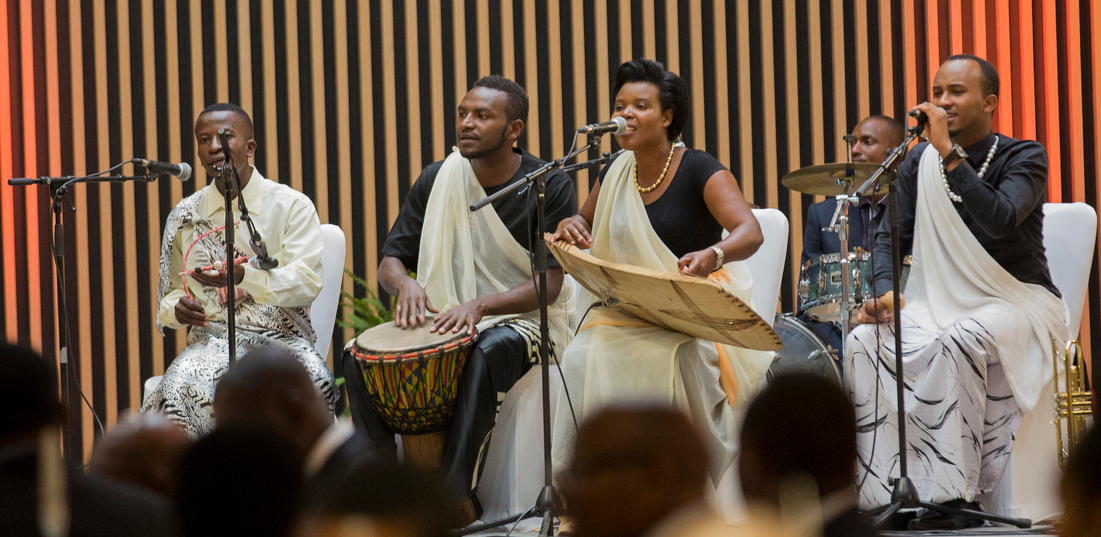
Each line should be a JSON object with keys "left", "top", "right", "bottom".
{"left": 347, "top": 321, "right": 477, "bottom": 435}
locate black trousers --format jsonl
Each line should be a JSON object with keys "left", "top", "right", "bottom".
{"left": 344, "top": 324, "right": 533, "bottom": 498}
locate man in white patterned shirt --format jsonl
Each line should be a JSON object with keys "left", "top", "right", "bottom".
{"left": 142, "top": 103, "right": 336, "bottom": 437}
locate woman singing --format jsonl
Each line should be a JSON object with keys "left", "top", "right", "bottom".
{"left": 550, "top": 59, "right": 773, "bottom": 482}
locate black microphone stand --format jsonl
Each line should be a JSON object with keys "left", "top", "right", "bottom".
{"left": 558, "top": 149, "right": 623, "bottom": 174}
{"left": 857, "top": 121, "right": 1031, "bottom": 530}
{"left": 232, "top": 173, "right": 278, "bottom": 271}
{"left": 216, "top": 129, "right": 240, "bottom": 365}
{"left": 455, "top": 134, "right": 603, "bottom": 537}
{"left": 9, "top": 164, "right": 171, "bottom": 468}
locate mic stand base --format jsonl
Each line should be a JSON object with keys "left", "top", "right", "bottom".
{"left": 870, "top": 476, "right": 1031, "bottom": 529}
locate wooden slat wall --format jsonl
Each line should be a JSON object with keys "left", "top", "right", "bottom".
{"left": 0, "top": 0, "right": 1097, "bottom": 462}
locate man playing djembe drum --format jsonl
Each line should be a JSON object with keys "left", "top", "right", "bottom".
{"left": 344, "top": 76, "right": 577, "bottom": 523}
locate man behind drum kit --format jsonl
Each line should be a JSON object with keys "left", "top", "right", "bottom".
{"left": 797, "top": 115, "right": 904, "bottom": 354}
{"left": 343, "top": 76, "right": 577, "bottom": 524}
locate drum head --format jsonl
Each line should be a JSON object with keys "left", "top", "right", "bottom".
{"left": 768, "top": 315, "right": 841, "bottom": 384}
{"left": 355, "top": 319, "right": 470, "bottom": 355}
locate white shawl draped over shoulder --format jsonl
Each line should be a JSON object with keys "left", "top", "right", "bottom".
{"left": 417, "top": 149, "right": 573, "bottom": 352}
{"left": 903, "top": 145, "right": 1069, "bottom": 411}
{"left": 584, "top": 150, "right": 775, "bottom": 407}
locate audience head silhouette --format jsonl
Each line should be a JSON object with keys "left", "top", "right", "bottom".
{"left": 560, "top": 403, "right": 710, "bottom": 537}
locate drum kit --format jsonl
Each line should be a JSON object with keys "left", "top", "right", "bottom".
{"left": 769, "top": 142, "right": 903, "bottom": 384}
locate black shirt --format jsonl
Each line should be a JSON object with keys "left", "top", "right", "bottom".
{"left": 599, "top": 149, "right": 728, "bottom": 258}
{"left": 872, "top": 132, "right": 1058, "bottom": 297}
{"left": 382, "top": 148, "right": 578, "bottom": 270}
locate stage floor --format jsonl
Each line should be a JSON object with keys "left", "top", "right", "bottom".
{"left": 466, "top": 517, "right": 1058, "bottom": 536}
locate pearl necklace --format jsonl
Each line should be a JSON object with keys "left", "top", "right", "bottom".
{"left": 634, "top": 144, "right": 677, "bottom": 193}
{"left": 941, "top": 135, "right": 998, "bottom": 203}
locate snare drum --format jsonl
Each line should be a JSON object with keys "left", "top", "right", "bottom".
{"left": 346, "top": 321, "right": 477, "bottom": 435}
{"left": 798, "top": 252, "right": 911, "bottom": 322}
{"left": 767, "top": 314, "right": 841, "bottom": 384}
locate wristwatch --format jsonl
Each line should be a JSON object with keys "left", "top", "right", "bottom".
{"left": 941, "top": 143, "right": 968, "bottom": 167}
{"left": 710, "top": 246, "right": 725, "bottom": 271}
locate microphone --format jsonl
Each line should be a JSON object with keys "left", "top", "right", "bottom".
{"left": 577, "top": 116, "right": 630, "bottom": 135}
{"left": 909, "top": 107, "right": 947, "bottom": 125}
{"left": 132, "top": 159, "right": 193, "bottom": 181}
{"left": 217, "top": 128, "right": 231, "bottom": 155}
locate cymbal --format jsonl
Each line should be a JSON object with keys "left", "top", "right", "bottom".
{"left": 781, "top": 162, "right": 886, "bottom": 196}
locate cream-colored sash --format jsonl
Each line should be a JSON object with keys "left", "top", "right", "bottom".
{"left": 588, "top": 151, "right": 774, "bottom": 407}
{"left": 904, "top": 144, "right": 1069, "bottom": 411}
{"left": 418, "top": 149, "right": 573, "bottom": 351}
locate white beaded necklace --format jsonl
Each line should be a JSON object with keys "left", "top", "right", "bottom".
{"left": 941, "top": 135, "right": 999, "bottom": 203}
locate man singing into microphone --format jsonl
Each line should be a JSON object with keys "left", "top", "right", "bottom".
{"left": 344, "top": 76, "right": 576, "bottom": 524}
{"left": 142, "top": 103, "right": 337, "bottom": 437}
{"left": 847, "top": 55, "right": 1068, "bottom": 529}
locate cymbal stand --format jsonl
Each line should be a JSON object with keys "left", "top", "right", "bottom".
{"left": 826, "top": 194, "right": 856, "bottom": 356}
{"left": 829, "top": 133, "right": 858, "bottom": 356}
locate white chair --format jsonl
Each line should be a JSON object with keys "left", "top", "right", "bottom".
{"left": 743, "top": 208, "right": 790, "bottom": 326}
{"left": 311, "top": 223, "right": 347, "bottom": 361}
{"left": 981, "top": 202, "right": 1097, "bottom": 521}
{"left": 142, "top": 223, "right": 347, "bottom": 402}
{"left": 717, "top": 208, "right": 789, "bottom": 520}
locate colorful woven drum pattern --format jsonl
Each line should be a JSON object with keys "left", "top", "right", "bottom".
{"left": 348, "top": 321, "right": 478, "bottom": 435}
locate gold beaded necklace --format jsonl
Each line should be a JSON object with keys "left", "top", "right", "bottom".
{"left": 634, "top": 143, "right": 677, "bottom": 193}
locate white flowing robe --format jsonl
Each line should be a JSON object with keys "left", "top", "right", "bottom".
{"left": 846, "top": 145, "right": 1069, "bottom": 506}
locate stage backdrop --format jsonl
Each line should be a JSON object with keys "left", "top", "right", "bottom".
{"left": 1, "top": 0, "right": 1098, "bottom": 461}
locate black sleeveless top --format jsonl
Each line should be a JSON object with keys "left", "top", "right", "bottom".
{"left": 601, "top": 149, "right": 728, "bottom": 258}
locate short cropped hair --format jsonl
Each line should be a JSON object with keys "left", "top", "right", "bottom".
{"left": 864, "top": 114, "right": 905, "bottom": 146}
{"left": 471, "top": 75, "right": 529, "bottom": 123}
{"left": 613, "top": 59, "right": 690, "bottom": 141}
{"left": 946, "top": 54, "right": 1000, "bottom": 97}
{"left": 196, "top": 102, "right": 255, "bottom": 135}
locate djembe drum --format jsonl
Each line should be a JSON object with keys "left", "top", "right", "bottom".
{"left": 346, "top": 320, "right": 478, "bottom": 469}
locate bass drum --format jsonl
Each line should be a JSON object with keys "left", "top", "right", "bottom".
{"left": 767, "top": 314, "right": 841, "bottom": 385}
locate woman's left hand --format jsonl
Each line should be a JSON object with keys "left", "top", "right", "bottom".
{"left": 677, "top": 249, "right": 718, "bottom": 277}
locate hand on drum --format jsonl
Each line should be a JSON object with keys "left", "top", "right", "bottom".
{"left": 855, "top": 291, "right": 905, "bottom": 325}
{"left": 677, "top": 249, "right": 718, "bottom": 278}
{"left": 430, "top": 299, "right": 484, "bottom": 336}
{"left": 551, "top": 215, "right": 593, "bottom": 249}
{"left": 394, "top": 280, "right": 439, "bottom": 328}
